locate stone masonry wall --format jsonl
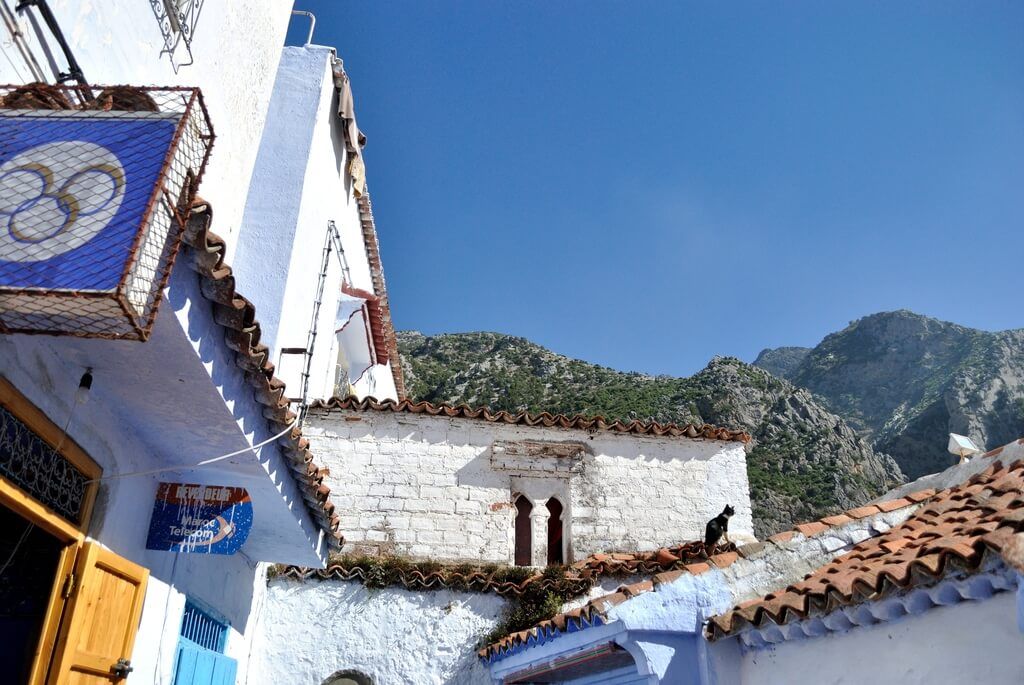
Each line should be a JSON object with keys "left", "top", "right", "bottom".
{"left": 306, "top": 410, "right": 754, "bottom": 563}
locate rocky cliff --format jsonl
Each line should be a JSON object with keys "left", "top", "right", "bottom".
{"left": 758, "top": 311, "right": 1024, "bottom": 479}
{"left": 398, "top": 331, "right": 904, "bottom": 537}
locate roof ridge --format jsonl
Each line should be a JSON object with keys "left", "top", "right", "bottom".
{"left": 308, "top": 396, "right": 752, "bottom": 443}
{"left": 355, "top": 192, "right": 405, "bottom": 398}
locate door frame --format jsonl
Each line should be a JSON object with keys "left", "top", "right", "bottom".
{"left": 0, "top": 375, "right": 103, "bottom": 684}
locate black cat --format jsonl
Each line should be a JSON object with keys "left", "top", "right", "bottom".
{"left": 704, "top": 504, "right": 735, "bottom": 552}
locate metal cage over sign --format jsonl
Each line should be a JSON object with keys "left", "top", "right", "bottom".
{"left": 0, "top": 84, "right": 214, "bottom": 340}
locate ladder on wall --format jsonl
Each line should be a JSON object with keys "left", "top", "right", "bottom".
{"left": 280, "top": 220, "right": 353, "bottom": 421}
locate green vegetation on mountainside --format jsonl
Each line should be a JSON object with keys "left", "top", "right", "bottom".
{"left": 398, "top": 331, "right": 903, "bottom": 537}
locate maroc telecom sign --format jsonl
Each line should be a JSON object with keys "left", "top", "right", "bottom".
{"left": 146, "top": 482, "right": 253, "bottom": 555}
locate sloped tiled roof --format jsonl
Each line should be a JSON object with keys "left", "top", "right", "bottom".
{"left": 707, "top": 444, "right": 1024, "bottom": 641}
{"left": 478, "top": 492, "right": 927, "bottom": 662}
{"left": 183, "top": 201, "right": 342, "bottom": 548}
{"left": 308, "top": 397, "right": 752, "bottom": 443}
{"left": 339, "top": 283, "right": 390, "bottom": 366}
{"left": 355, "top": 193, "right": 405, "bottom": 397}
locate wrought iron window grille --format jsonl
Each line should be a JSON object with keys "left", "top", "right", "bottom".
{"left": 149, "top": 0, "right": 205, "bottom": 72}
{"left": 0, "top": 404, "right": 87, "bottom": 522}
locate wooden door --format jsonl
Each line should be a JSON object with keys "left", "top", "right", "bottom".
{"left": 47, "top": 542, "right": 149, "bottom": 684}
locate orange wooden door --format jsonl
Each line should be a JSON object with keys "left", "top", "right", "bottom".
{"left": 47, "top": 542, "right": 149, "bottom": 684}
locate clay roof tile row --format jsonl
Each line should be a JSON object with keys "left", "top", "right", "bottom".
{"left": 706, "top": 458, "right": 1024, "bottom": 641}
{"left": 183, "top": 202, "right": 342, "bottom": 548}
{"left": 355, "top": 193, "right": 405, "bottom": 398}
{"left": 480, "top": 493, "right": 925, "bottom": 662}
{"left": 308, "top": 396, "right": 752, "bottom": 443}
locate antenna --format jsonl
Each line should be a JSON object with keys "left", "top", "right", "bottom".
{"left": 947, "top": 433, "right": 982, "bottom": 464}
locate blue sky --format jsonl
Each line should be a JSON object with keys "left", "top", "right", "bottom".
{"left": 286, "top": 2, "right": 1023, "bottom": 376}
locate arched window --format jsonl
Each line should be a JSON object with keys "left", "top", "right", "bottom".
{"left": 322, "top": 670, "right": 373, "bottom": 685}
{"left": 514, "top": 495, "right": 532, "bottom": 566}
{"left": 546, "top": 497, "right": 564, "bottom": 565}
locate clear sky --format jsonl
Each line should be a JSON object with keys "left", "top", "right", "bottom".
{"left": 285, "top": 2, "right": 1023, "bottom": 376}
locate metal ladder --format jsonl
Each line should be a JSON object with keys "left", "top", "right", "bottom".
{"left": 280, "top": 220, "right": 352, "bottom": 421}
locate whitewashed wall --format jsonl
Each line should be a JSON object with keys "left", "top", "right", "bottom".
{"left": 739, "top": 592, "right": 1024, "bottom": 685}
{"left": 248, "top": 578, "right": 503, "bottom": 685}
{"left": 0, "top": 0, "right": 295, "bottom": 256}
{"left": 233, "top": 46, "right": 397, "bottom": 403}
{"left": 306, "top": 410, "right": 754, "bottom": 563}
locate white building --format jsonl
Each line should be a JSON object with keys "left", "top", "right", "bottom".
{"left": 306, "top": 397, "right": 754, "bottom": 565}
{"left": 479, "top": 439, "right": 1024, "bottom": 685}
{"left": 0, "top": 2, "right": 399, "bottom": 683}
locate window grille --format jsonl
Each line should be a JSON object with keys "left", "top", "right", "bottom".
{"left": 0, "top": 404, "right": 87, "bottom": 522}
{"left": 173, "top": 601, "right": 236, "bottom": 685}
{"left": 179, "top": 601, "right": 228, "bottom": 653}
{"left": 149, "top": 0, "right": 206, "bottom": 71}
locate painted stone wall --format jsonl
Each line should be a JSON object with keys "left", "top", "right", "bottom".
{"left": 249, "top": 578, "right": 504, "bottom": 685}
{"left": 234, "top": 46, "right": 398, "bottom": 404}
{"left": 306, "top": 409, "right": 753, "bottom": 564}
{"left": 739, "top": 592, "right": 1024, "bottom": 685}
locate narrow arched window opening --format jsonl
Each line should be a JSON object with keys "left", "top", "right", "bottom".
{"left": 514, "top": 495, "right": 533, "bottom": 566}
{"left": 546, "top": 497, "right": 564, "bottom": 565}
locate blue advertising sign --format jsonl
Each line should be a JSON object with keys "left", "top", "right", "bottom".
{"left": 0, "top": 115, "right": 177, "bottom": 291}
{"left": 146, "top": 482, "right": 253, "bottom": 555}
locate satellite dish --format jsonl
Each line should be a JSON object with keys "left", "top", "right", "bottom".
{"left": 947, "top": 433, "right": 982, "bottom": 463}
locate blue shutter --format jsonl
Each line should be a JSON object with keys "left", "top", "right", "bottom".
{"left": 172, "top": 601, "right": 238, "bottom": 685}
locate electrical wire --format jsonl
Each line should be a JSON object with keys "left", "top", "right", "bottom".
{"left": 86, "top": 419, "right": 298, "bottom": 484}
{"left": 0, "top": 39, "right": 26, "bottom": 81}
{"left": 0, "top": 522, "right": 33, "bottom": 580}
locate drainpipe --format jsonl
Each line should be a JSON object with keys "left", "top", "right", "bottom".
{"left": 0, "top": 0, "right": 45, "bottom": 81}
{"left": 291, "top": 9, "right": 315, "bottom": 45}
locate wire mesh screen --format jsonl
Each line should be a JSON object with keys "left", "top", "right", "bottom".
{"left": 0, "top": 84, "right": 214, "bottom": 340}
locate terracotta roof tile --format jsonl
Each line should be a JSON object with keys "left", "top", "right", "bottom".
{"left": 845, "top": 505, "right": 882, "bottom": 519}
{"left": 708, "top": 455, "right": 1024, "bottom": 641}
{"left": 309, "top": 397, "right": 752, "bottom": 443}
{"left": 794, "top": 522, "right": 830, "bottom": 537}
{"left": 876, "top": 498, "right": 911, "bottom": 512}
{"left": 767, "top": 530, "right": 797, "bottom": 545}
{"left": 183, "top": 202, "right": 342, "bottom": 548}
{"left": 904, "top": 489, "right": 937, "bottom": 503}
{"left": 710, "top": 551, "right": 740, "bottom": 568}
{"left": 477, "top": 489, "right": 926, "bottom": 662}
{"left": 819, "top": 514, "right": 853, "bottom": 527}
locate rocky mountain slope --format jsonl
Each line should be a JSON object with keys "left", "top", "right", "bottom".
{"left": 755, "top": 311, "right": 1024, "bottom": 480}
{"left": 751, "top": 346, "right": 810, "bottom": 380}
{"left": 398, "top": 331, "right": 904, "bottom": 538}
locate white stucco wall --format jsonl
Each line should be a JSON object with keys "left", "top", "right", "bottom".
{"left": 233, "top": 45, "right": 397, "bottom": 404}
{"left": 739, "top": 592, "right": 1024, "bottom": 685}
{"left": 0, "top": 0, "right": 295, "bottom": 256}
{"left": 306, "top": 410, "right": 753, "bottom": 564}
{"left": 249, "top": 578, "right": 505, "bottom": 685}
{"left": 0, "top": 325, "right": 270, "bottom": 685}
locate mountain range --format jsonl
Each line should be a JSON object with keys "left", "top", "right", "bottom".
{"left": 396, "top": 311, "right": 1024, "bottom": 537}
